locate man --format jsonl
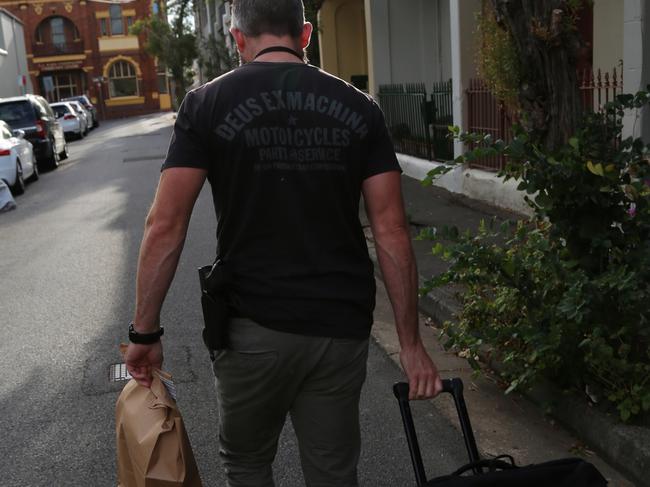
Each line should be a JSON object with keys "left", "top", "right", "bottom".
{"left": 125, "top": 1, "right": 442, "bottom": 485}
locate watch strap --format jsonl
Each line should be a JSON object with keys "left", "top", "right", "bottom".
{"left": 129, "top": 322, "right": 164, "bottom": 344}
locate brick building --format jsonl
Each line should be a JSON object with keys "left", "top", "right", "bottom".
{"left": 0, "top": 0, "right": 171, "bottom": 119}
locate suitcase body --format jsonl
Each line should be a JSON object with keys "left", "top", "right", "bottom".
{"left": 393, "top": 379, "right": 608, "bottom": 486}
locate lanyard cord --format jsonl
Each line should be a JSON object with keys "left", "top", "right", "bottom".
{"left": 253, "top": 46, "right": 304, "bottom": 62}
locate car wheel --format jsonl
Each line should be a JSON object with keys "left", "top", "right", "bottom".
{"left": 59, "top": 142, "right": 69, "bottom": 161}
{"left": 43, "top": 142, "right": 59, "bottom": 170}
{"left": 11, "top": 160, "right": 25, "bottom": 196}
{"left": 27, "top": 158, "right": 39, "bottom": 182}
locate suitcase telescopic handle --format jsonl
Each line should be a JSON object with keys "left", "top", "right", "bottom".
{"left": 393, "top": 378, "right": 482, "bottom": 485}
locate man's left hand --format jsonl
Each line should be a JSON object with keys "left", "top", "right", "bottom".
{"left": 125, "top": 341, "right": 163, "bottom": 388}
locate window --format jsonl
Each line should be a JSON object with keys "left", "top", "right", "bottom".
{"left": 100, "top": 18, "right": 108, "bottom": 36}
{"left": 109, "top": 5, "right": 123, "bottom": 35}
{"left": 0, "top": 124, "right": 12, "bottom": 139}
{"left": 0, "top": 101, "right": 35, "bottom": 126}
{"left": 43, "top": 75, "right": 78, "bottom": 102}
{"left": 126, "top": 16, "right": 133, "bottom": 29}
{"left": 157, "top": 73, "right": 168, "bottom": 94}
{"left": 50, "top": 17, "right": 65, "bottom": 48}
{"left": 52, "top": 104, "right": 70, "bottom": 119}
{"left": 109, "top": 61, "right": 138, "bottom": 97}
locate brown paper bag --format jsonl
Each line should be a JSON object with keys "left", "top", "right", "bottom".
{"left": 115, "top": 369, "right": 202, "bottom": 487}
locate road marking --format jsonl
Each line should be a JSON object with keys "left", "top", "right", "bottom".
{"left": 123, "top": 155, "right": 166, "bottom": 163}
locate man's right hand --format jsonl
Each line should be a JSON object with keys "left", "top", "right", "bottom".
{"left": 125, "top": 341, "right": 163, "bottom": 388}
{"left": 399, "top": 341, "right": 443, "bottom": 400}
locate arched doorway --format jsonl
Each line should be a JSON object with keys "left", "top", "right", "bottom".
{"left": 318, "top": 0, "right": 369, "bottom": 90}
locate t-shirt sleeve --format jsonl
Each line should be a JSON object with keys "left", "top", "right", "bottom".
{"left": 162, "top": 90, "right": 212, "bottom": 171}
{"left": 362, "top": 101, "right": 402, "bottom": 179}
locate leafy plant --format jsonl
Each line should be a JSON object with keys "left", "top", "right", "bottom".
{"left": 475, "top": 6, "right": 521, "bottom": 110}
{"left": 131, "top": 0, "right": 197, "bottom": 108}
{"left": 197, "top": 34, "right": 239, "bottom": 81}
{"left": 422, "top": 92, "right": 650, "bottom": 421}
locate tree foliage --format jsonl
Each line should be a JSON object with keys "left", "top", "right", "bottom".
{"left": 476, "top": 6, "right": 521, "bottom": 111}
{"left": 197, "top": 34, "right": 239, "bottom": 81}
{"left": 131, "top": 0, "right": 197, "bottom": 108}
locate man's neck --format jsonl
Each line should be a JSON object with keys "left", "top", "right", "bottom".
{"left": 248, "top": 35, "right": 304, "bottom": 63}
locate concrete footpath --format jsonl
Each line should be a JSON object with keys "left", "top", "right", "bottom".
{"left": 364, "top": 175, "right": 646, "bottom": 487}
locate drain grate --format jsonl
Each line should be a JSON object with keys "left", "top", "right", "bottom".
{"left": 109, "top": 363, "right": 132, "bottom": 382}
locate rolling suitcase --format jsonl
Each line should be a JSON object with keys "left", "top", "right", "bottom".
{"left": 393, "top": 378, "right": 608, "bottom": 486}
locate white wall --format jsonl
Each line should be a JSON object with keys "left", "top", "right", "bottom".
{"left": 0, "top": 11, "right": 32, "bottom": 98}
{"left": 622, "top": 0, "right": 649, "bottom": 140}
{"left": 450, "top": 0, "right": 481, "bottom": 157}
{"left": 593, "top": 0, "right": 624, "bottom": 73}
{"left": 365, "top": 0, "right": 452, "bottom": 95}
{"left": 641, "top": 0, "right": 650, "bottom": 144}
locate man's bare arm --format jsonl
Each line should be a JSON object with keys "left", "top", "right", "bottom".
{"left": 362, "top": 171, "right": 442, "bottom": 399}
{"left": 134, "top": 167, "right": 207, "bottom": 331}
{"left": 126, "top": 167, "right": 207, "bottom": 386}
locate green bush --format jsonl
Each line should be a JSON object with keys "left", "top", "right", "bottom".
{"left": 423, "top": 92, "right": 650, "bottom": 421}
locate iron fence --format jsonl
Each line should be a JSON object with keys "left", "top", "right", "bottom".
{"left": 377, "top": 80, "right": 454, "bottom": 162}
{"left": 578, "top": 62, "right": 624, "bottom": 112}
{"left": 430, "top": 79, "right": 454, "bottom": 161}
{"left": 466, "top": 78, "right": 515, "bottom": 172}
{"left": 466, "top": 63, "right": 623, "bottom": 172}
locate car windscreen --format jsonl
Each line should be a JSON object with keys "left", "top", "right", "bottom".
{"left": 63, "top": 96, "right": 90, "bottom": 108}
{"left": 0, "top": 101, "right": 36, "bottom": 128}
{"left": 51, "top": 105, "right": 70, "bottom": 118}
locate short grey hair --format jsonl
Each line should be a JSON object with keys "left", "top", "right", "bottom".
{"left": 232, "top": 0, "right": 305, "bottom": 38}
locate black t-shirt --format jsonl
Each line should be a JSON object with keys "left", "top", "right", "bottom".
{"left": 163, "top": 62, "right": 400, "bottom": 339}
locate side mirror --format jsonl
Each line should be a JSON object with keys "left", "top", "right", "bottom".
{"left": 13, "top": 129, "right": 25, "bottom": 139}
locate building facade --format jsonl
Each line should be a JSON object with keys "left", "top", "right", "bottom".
{"left": 0, "top": 0, "right": 171, "bottom": 119}
{"left": 0, "top": 8, "right": 33, "bottom": 97}
{"left": 193, "top": 0, "right": 237, "bottom": 86}
{"left": 317, "top": 0, "right": 650, "bottom": 213}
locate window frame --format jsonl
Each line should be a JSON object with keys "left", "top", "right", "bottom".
{"left": 100, "top": 18, "right": 108, "bottom": 36}
{"left": 109, "top": 5, "right": 124, "bottom": 36}
{"left": 108, "top": 60, "right": 139, "bottom": 98}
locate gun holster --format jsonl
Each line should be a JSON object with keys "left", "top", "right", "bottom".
{"left": 198, "top": 260, "right": 232, "bottom": 354}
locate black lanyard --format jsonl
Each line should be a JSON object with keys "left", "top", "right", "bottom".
{"left": 253, "top": 46, "right": 304, "bottom": 62}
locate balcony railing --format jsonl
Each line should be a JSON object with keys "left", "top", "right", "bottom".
{"left": 32, "top": 40, "right": 84, "bottom": 57}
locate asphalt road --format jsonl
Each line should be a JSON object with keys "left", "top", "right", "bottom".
{"left": 0, "top": 113, "right": 468, "bottom": 486}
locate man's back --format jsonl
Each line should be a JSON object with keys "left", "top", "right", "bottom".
{"left": 164, "top": 62, "right": 399, "bottom": 339}
{"left": 126, "top": 4, "right": 441, "bottom": 485}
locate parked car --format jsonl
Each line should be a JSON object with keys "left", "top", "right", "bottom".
{"left": 0, "top": 120, "right": 37, "bottom": 196}
{"left": 51, "top": 102, "right": 87, "bottom": 140}
{"left": 67, "top": 101, "right": 92, "bottom": 136}
{"left": 61, "top": 95, "right": 98, "bottom": 128}
{"left": 0, "top": 95, "right": 68, "bottom": 171}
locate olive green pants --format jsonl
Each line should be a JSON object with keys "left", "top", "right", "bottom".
{"left": 212, "top": 318, "right": 369, "bottom": 487}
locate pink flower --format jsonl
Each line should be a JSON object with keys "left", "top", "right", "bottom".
{"left": 628, "top": 203, "right": 637, "bottom": 218}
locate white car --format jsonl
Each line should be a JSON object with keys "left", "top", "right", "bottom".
{"left": 0, "top": 120, "right": 37, "bottom": 195}
{"left": 50, "top": 102, "right": 87, "bottom": 140}
{"left": 68, "top": 100, "right": 92, "bottom": 135}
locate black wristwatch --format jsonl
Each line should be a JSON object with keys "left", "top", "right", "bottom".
{"left": 128, "top": 322, "right": 164, "bottom": 344}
